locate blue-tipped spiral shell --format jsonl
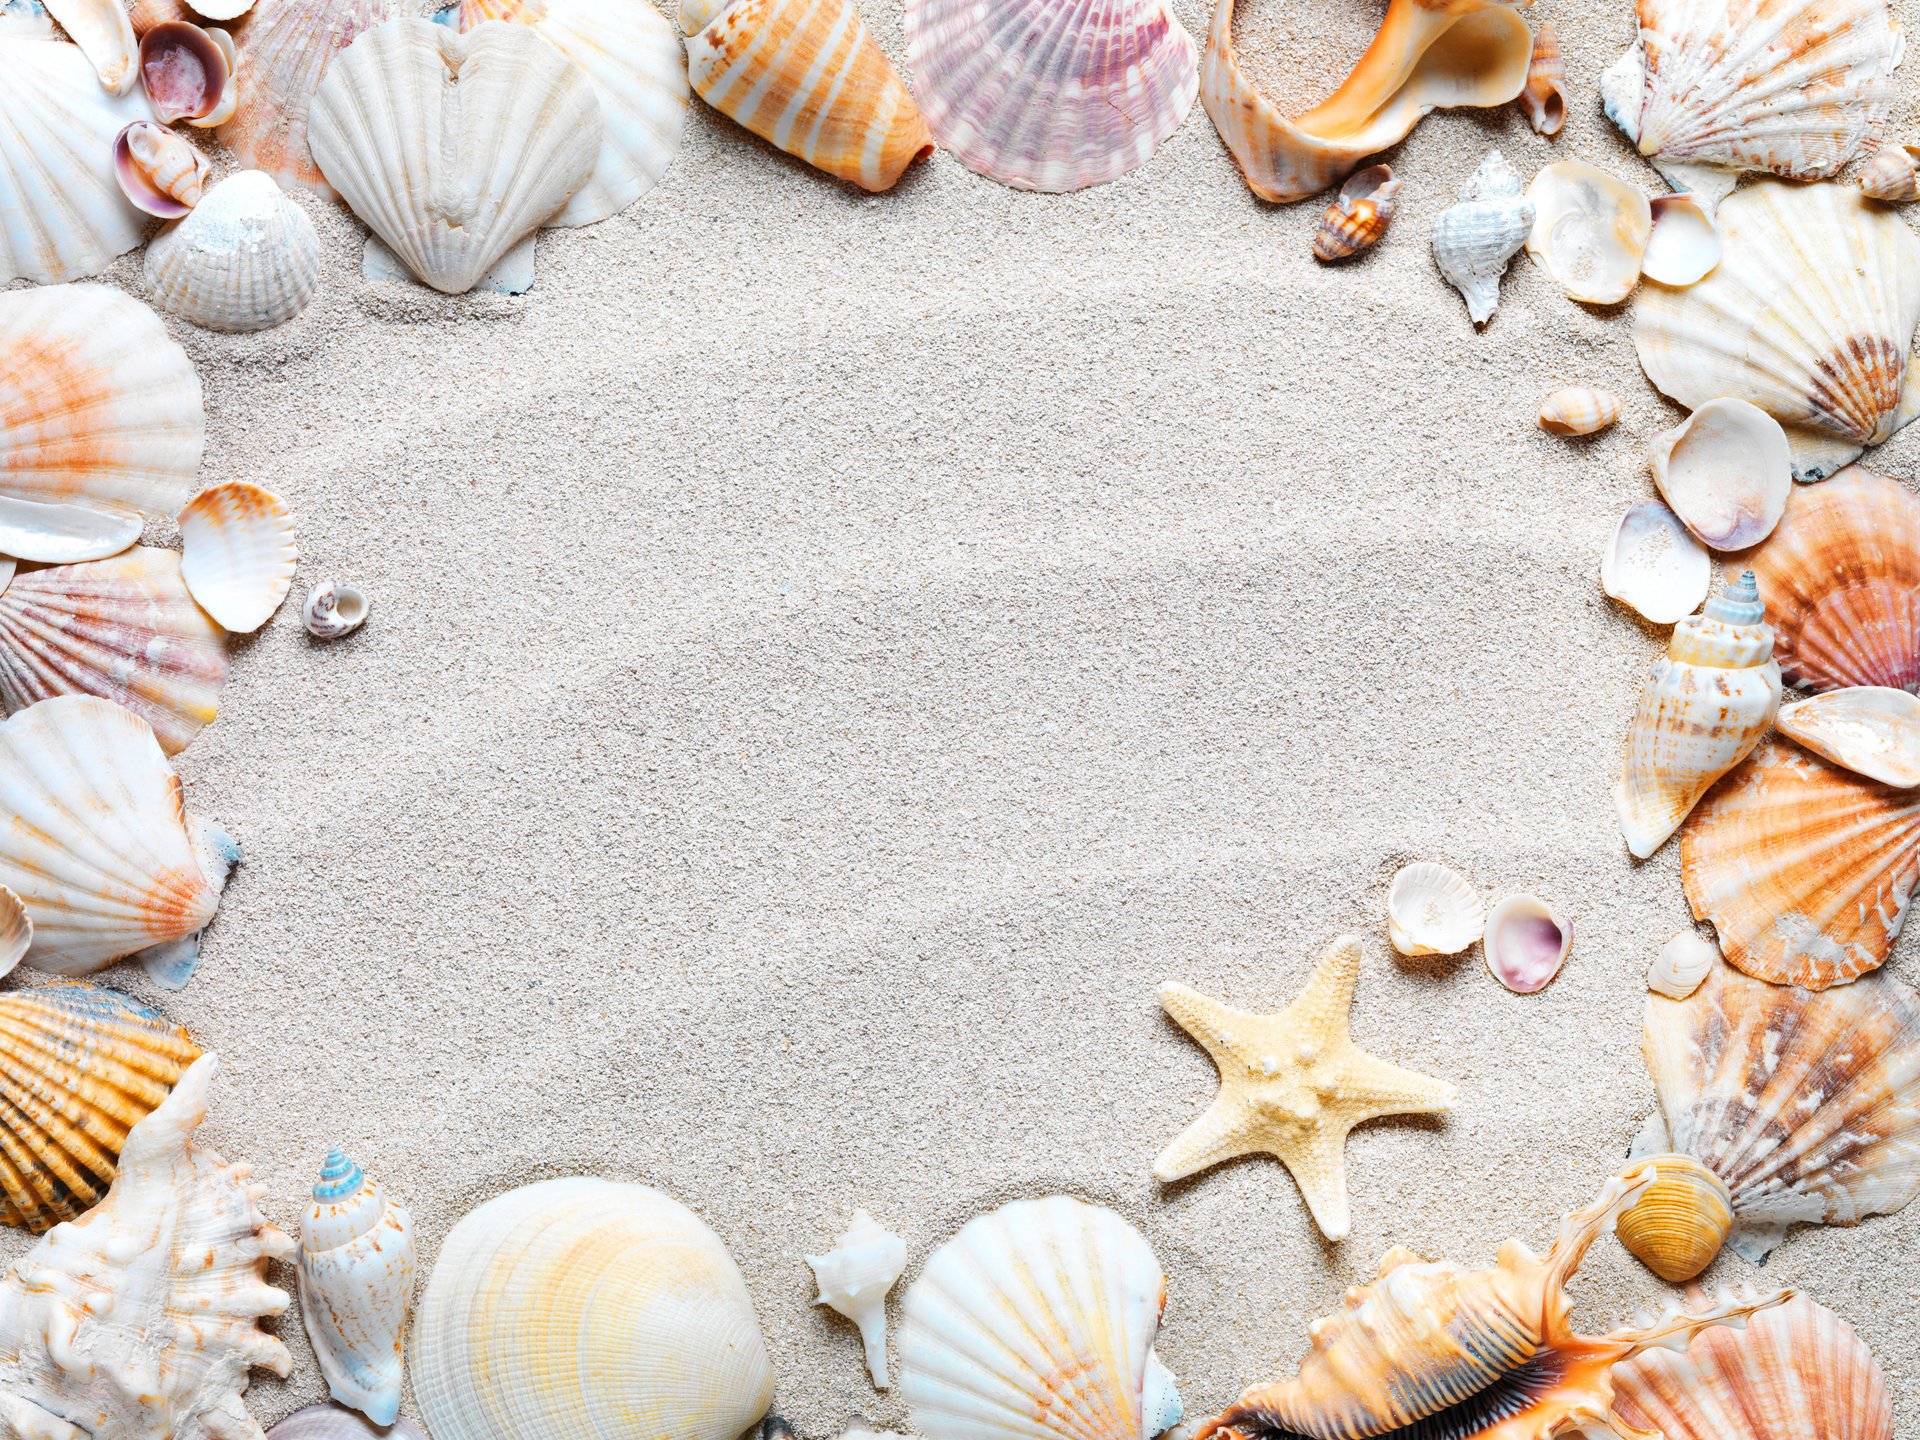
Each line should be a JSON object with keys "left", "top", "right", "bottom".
{"left": 1704, "top": 570, "right": 1763, "bottom": 625}
{"left": 313, "top": 1148, "right": 364, "bottom": 1202}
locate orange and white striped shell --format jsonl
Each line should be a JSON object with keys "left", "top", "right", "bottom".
{"left": 1538, "top": 387, "right": 1620, "bottom": 435}
{"left": 1518, "top": 22, "right": 1564, "bottom": 136}
{"left": 179, "top": 482, "right": 298, "bottom": 633}
{"left": 1859, "top": 143, "right": 1919, "bottom": 202}
{"left": 1311, "top": 165, "right": 1399, "bottom": 262}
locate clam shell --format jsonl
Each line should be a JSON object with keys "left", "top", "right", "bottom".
{"left": 1525, "top": 160, "right": 1652, "bottom": 305}
{"left": 1859, "top": 142, "right": 1919, "bottom": 202}
{"left": 43, "top": 0, "right": 137, "bottom": 91}
{"left": 1603, "top": 500, "right": 1710, "bottom": 625}
{"left": 269, "top": 1408, "right": 428, "bottom": 1440}
{"left": 1311, "top": 165, "right": 1398, "bottom": 262}
{"left": 1385, "top": 860, "right": 1481, "bottom": 957}
{"left": 1518, "top": 21, "right": 1564, "bottom": 136}
{"left": 1430, "top": 149, "right": 1533, "bottom": 325}
{"left": 903, "top": 0, "right": 1195, "bottom": 192}
{"left": 0, "top": 284, "right": 205, "bottom": 564}
{"left": 139, "top": 20, "right": 230, "bottom": 123}
{"left": 1539, "top": 386, "right": 1621, "bottom": 436}
{"left": 1613, "top": 1153, "right": 1733, "bottom": 1282}
{"left": 1647, "top": 929, "right": 1717, "bottom": 999}
{"left": 302, "top": 579, "right": 370, "bottom": 639}
{"left": 1642, "top": 190, "right": 1721, "bottom": 285}
{"left": 1480, "top": 893, "right": 1570, "bottom": 993}
{"left": 0, "top": 887, "right": 29, "bottom": 976}
{"left": 1650, "top": 398, "right": 1792, "bottom": 551}
{"left": 179, "top": 482, "right": 298, "bottom": 633}
{"left": 145, "top": 170, "right": 321, "bottom": 332}
{"left": 299, "top": 1150, "right": 416, "bottom": 1425}
{"left": 807, "top": 1209, "right": 906, "bottom": 1388}
{"left": 1778, "top": 686, "right": 1920, "bottom": 787}
{"left": 114, "top": 120, "right": 212, "bottom": 217}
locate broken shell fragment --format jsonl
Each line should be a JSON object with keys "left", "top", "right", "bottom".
{"left": 1431, "top": 148, "right": 1534, "bottom": 325}
{"left": 1860, "top": 143, "right": 1919, "bottom": 202}
{"left": 1518, "top": 22, "right": 1564, "bottom": 136}
{"left": 303, "top": 580, "right": 369, "bottom": 639}
{"left": 1539, "top": 387, "right": 1621, "bottom": 436}
{"left": 1603, "top": 501, "right": 1710, "bottom": 626}
{"left": 1642, "top": 191, "right": 1721, "bottom": 286}
{"left": 1385, "top": 861, "right": 1481, "bottom": 957}
{"left": 1613, "top": 1152, "right": 1734, "bottom": 1282}
{"left": 1651, "top": 398, "right": 1792, "bottom": 551}
{"left": 139, "top": 21, "right": 230, "bottom": 123}
{"left": 1778, "top": 686, "right": 1920, "bottom": 788}
{"left": 44, "top": 0, "right": 139, "bottom": 91}
{"left": 1481, "top": 894, "right": 1570, "bottom": 993}
{"left": 192, "top": 23, "right": 238, "bottom": 127}
{"left": 1312, "top": 165, "right": 1399, "bottom": 262}
{"left": 114, "top": 120, "right": 210, "bottom": 216}
{"left": 1526, "top": 160, "right": 1652, "bottom": 305}
{"left": 1648, "top": 931, "right": 1717, "bottom": 1000}
{"left": 179, "top": 481, "right": 297, "bottom": 633}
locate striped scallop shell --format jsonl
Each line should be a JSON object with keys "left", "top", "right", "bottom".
{"left": 0, "top": 980, "right": 201, "bottom": 1233}
{"left": 179, "top": 483, "right": 297, "bottom": 633}
{"left": 145, "top": 171, "right": 321, "bottom": 332}
{"left": 903, "top": 0, "right": 1196, "bottom": 192}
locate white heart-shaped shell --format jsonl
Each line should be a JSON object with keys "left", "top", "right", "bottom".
{"left": 1777, "top": 686, "right": 1920, "bottom": 788}
{"left": 1651, "top": 399, "right": 1792, "bottom": 551}
{"left": 179, "top": 482, "right": 298, "bottom": 634}
{"left": 1526, "top": 160, "right": 1653, "bottom": 304}
{"left": 1386, "top": 862, "right": 1482, "bottom": 957}
{"left": 1602, "top": 501, "right": 1710, "bottom": 625}
{"left": 145, "top": 171, "right": 321, "bottom": 332}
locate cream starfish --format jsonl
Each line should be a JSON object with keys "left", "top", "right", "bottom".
{"left": 1154, "top": 935, "right": 1457, "bottom": 1240}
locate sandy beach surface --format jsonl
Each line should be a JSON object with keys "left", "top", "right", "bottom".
{"left": 5, "top": 0, "right": 1918, "bottom": 1432}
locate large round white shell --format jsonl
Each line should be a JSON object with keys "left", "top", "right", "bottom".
{"left": 1386, "top": 861, "right": 1482, "bottom": 957}
{"left": 1525, "top": 159, "right": 1652, "bottom": 305}
{"left": 145, "top": 171, "right": 321, "bottom": 332}
{"left": 179, "top": 482, "right": 298, "bottom": 634}
{"left": 1650, "top": 398, "right": 1792, "bottom": 551}
{"left": 1603, "top": 500, "right": 1711, "bottom": 625}
{"left": 1778, "top": 686, "right": 1920, "bottom": 788}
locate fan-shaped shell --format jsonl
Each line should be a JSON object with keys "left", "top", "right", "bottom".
{"left": 1778, "top": 686, "right": 1920, "bottom": 787}
{"left": 1651, "top": 398, "right": 1792, "bottom": 551}
{"left": 898, "top": 1195, "right": 1181, "bottom": 1440}
{"left": 1643, "top": 190, "right": 1721, "bottom": 286}
{"left": 1638, "top": 961, "right": 1920, "bottom": 1261}
{"left": 411, "top": 1178, "right": 775, "bottom": 1440}
{"left": 1312, "top": 165, "right": 1398, "bottom": 263}
{"left": 1525, "top": 160, "right": 1652, "bottom": 305}
{"left": 0, "top": 284, "right": 205, "bottom": 565}
{"left": 145, "top": 171, "right": 320, "bottom": 332}
{"left": 179, "top": 482, "right": 297, "bottom": 633}
{"left": 1632, "top": 180, "right": 1920, "bottom": 481}
{"left": 299, "top": 1150, "right": 416, "bottom": 1426}
{"left": 1603, "top": 500, "right": 1710, "bottom": 625}
{"left": 269, "top": 1408, "right": 428, "bottom": 1440}
{"left": 0, "top": 547, "right": 228, "bottom": 756}
{"left": 1385, "top": 860, "right": 1480, "bottom": 957}
{"left": 903, "top": 0, "right": 1195, "bottom": 192}
{"left": 0, "top": 980, "right": 201, "bottom": 1233}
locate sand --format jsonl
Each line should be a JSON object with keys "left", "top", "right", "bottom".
{"left": 4, "top": 0, "right": 1919, "bottom": 1432}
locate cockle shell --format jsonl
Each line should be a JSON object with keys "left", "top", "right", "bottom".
{"left": 0, "top": 546, "right": 229, "bottom": 756}
{"left": 0, "top": 1053, "right": 295, "bottom": 1440}
{"left": 1778, "top": 686, "right": 1920, "bottom": 787}
{"left": 898, "top": 1195, "right": 1182, "bottom": 1440}
{"left": 411, "top": 1178, "right": 775, "bottom": 1440}
{"left": 1860, "top": 142, "right": 1920, "bottom": 201}
{"left": 806, "top": 1208, "right": 906, "bottom": 1388}
{"left": 0, "top": 284, "right": 205, "bottom": 565}
{"left": 1613, "top": 1295, "right": 1893, "bottom": 1440}
{"left": 1603, "top": 500, "right": 1711, "bottom": 625}
{"left": 1650, "top": 399, "right": 1791, "bottom": 551}
{"left": 179, "top": 482, "right": 298, "bottom": 633}
{"left": 269, "top": 1407, "right": 427, "bottom": 1440}
{"left": 0, "top": 980, "right": 201, "bottom": 1233}
{"left": 1194, "top": 1171, "right": 1787, "bottom": 1440}
{"left": 684, "top": 0, "right": 931, "bottom": 192}
{"left": 1518, "top": 21, "right": 1564, "bottom": 136}
{"left": 1680, "top": 736, "right": 1920, "bottom": 987}
{"left": 146, "top": 171, "right": 321, "bottom": 332}
{"left": 1642, "top": 190, "right": 1721, "bottom": 286}
{"left": 1481, "top": 893, "right": 1570, "bottom": 993}
{"left": 42, "top": 0, "right": 137, "bottom": 91}
{"left": 1526, "top": 160, "right": 1652, "bottom": 305}
{"left": 1632, "top": 180, "right": 1920, "bottom": 481}
{"left": 128, "top": 0, "right": 194, "bottom": 33}
{"left": 114, "top": 120, "right": 211, "bottom": 217}
{"left": 1385, "top": 860, "right": 1480, "bottom": 957}
{"left": 1200, "top": 0, "right": 1532, "bottom": 205}
{"left": 903, "top": 0, "right": 1195, "bottom": 192}
{"left": 1431, "top": 149, "right": 1533, "bottom": 326}
{"left": 139, "top": 20, "right": 230, "bottom": 123}
{"left": 310, "top": 18, "right": 603, "bottom": 295}
{"left": 1538, "top": 387, "right": 1621, "bottom": 436}
{"left": 1615, "top": 571, "right": 1782, "bottom": 858}
{"left": 1636, "top": 961, "right": 1920, "bottom": 1261}
{"left": 1311, "top": 165, "right": 1398, "bottom": 263}
{"left": 299, "top": 1150, "right": 416, "bottom": 1426}
{"left": 1647, "top": 929, "right": 1717, "bottom": 999}
{"left": 302, "top": 580, "right": 369, "bottom": 639}
{"left": 1613, "top": 1153, "right": 1734, "bottom": 1282}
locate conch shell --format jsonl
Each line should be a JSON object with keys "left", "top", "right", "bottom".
{"left": 1430, "top": 149, "right": 1533, "bottom": 325}
{"left": 299, "top": 1150, "right": 416, "bottom": 1425}
{"left": 806, "top": 1209, "right": 905, "bottom": 1388}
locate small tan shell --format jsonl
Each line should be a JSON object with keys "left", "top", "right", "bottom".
{"left": 1539, "top": 387, "right": 1621, "bottom": 435}
{"left": 1312, "top": 165, "right": 1399, "bottom": 263}
{"left": 1614, "top": 1153, "right": 1734, "bottom": 1282}
{"left": 1519, "top": 22, "right": 1564, "bottom": 137}
{"left": 1647, "top": 930, "right": 1717, "bottom": 1000}
{"left": 1859, "top": 143, "right": 1919, "bottom": 202}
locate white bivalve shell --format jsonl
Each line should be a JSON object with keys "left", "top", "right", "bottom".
{"left": 1777, "top": 686, "right": 1920, "bottom": 788}
{"left": 807, "top": 1208, "right": 907, "bottom": 1388}
{"left": 299, "top": 1150, "right": 415, "bottom": 1426}
{"left": 269, "top": 1408, "right": 428, "bottom": 1440}
{"left": 1431, "top": 149, "right": 1534, "bottom": 326}
{"left": 43, "top": 0, "right": 138, "bottom": 90}
{"left": 1603, "top": 500, "right": 1711, "bottom": 626}
{"left": 179, "top": 482, "right": 298, "bottom": 634}
{"left": 1481, "top": 894, "right": 1572, "bottom": 993}
{"left": 145, "top": 171, "right": 321, "bottom": 332}
{"left": 1386, "top": 861, "right": 1482, "bottom": 957}
{"left": 1642, "top": 191, "right": 1721, "bottom": 286}
{"left": 1647, "top": 930, "right": 1718, "bottom": 999}
{"left": 1650, "top": 398, "right": 1792, "bottom": 551}
{"left": 1526, "top": 160, "right": 1652, "bottom": 305}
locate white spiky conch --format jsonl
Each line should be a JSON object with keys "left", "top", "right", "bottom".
{"left": 807, "top": 1208, "right": 907, "bottom": 1388}
{"left": 179, "top": 482, "right": 299, "bottom": 634}
{"left": 1430, "top": 149, "right": 1534, "bottom": 326}
{"left": 145, "top": 171, "right": 322, "bottom": 333}
{"left": 0, "top": 1052, "right": 295, "bottom": 1440}
{"left": 299, "top": 1150, "right": 416, "bottom": 1427}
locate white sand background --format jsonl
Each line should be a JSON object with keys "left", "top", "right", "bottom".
{"left": 6, "top": 0, "right": 1920, "bottom": 1432}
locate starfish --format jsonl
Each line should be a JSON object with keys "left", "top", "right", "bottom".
{"left": 1153, "top": 934, "right": 1457, "bottom": 1240}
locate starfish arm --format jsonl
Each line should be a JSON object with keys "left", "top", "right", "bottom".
{"left": 1160, "top": 981, "right": 1262, "bottom": 1068}
{"left": 1335, "top": 1050, "right": 1458, "bottom": 1124}
{"left": 1153, "top": 1093, "right": 1258, "bottom": 1182}
{"left": 1271, "top": 1127, "right": 1352, "bottom": 1241}
{"left": 1287, "top": 935, "right": 1363, "bottom": 1036}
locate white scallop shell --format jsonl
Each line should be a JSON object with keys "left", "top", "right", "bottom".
{"left": 1481, "top": 894, "right": 1571, "bottom": 993}
{"left": 898, "top": 1195, "right": 1182, "bottom": 1440}
{"left": 1642, "top": 191, "right": 1721, "bottom": 286}
{"left": 269, "top": 1408, "right": 428, "bottom": 1440}
{"left": 299, "top": 1150, "right": 416, "bottom": 1426}
{"left": 1647, "top": 930, "right": 1718, "bottom": 999}
{"left": 42, "top": 0, "right": 137, "bottom": 90}
{"left": 179, "top": 482, "right": 298, "bottom": 634}
{"left": 303, "top": 579, "right": 370, "bottom": 638}
{"left": 1778, "top": 686, "right": 1920, "bottom": 788}
{"left": 145, "top": 171, "right": 321, "bottom": 332}
{"left": 807, "top": 1208, "right": 907, "bottom": 1388}
{"left": 1386, "top": 861, "right": 1482, "bottom": 957}
{"left": 1651, "top": 398, "right": 1792, "bottom": 551}
{"left": 411, "top": 1178, "right": 775, "bottom": 1440}
{"left": 1430, "top": 150, "right": 1533, "bottom": 326}
{"left": 1525, "top": 160, "right": 1652, "bottom": 305}
{"left": 1603, "top": 501, "right": 1711, "bottom": 625}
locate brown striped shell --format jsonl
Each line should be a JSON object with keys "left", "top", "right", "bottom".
{"left": 1311, "top": 165, "right": 1399, "bottom": 262}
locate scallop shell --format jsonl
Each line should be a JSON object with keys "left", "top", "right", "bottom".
{"left": 1642, "top": 190, "right": 1721, "bottom": 286}
{"left": 410, "top": 1178, "right": 775, "bottom": 1440}
{"left": 1613, "top": 1295, "right": 1892, "bottom": 1440}
{"left": 309, "top": 18, "right": 603, "bottom": 295}
{"left": 1600, "top": 0, "right": 1905, "bottom": 207}
{"left": 1742, "top": 466, "right": 1920, "bottom": 692}
{"left": 1778, "top": 686, "right": 1920, "bottom": 787}
{"left": 1525, "top": 160, "right": 1652, "bottom": 305}
{"left": 683, "top": 0, "right": 931, "bottom": 193}
{"left": 302, "top": 579, "right": 369, "bottom": 639}
{"left": 179, "top": 482, "right": 298, "bottom": 633}
{"left": 0, "top": 284, "right": 205, "bottom": 565}
{"left": 1430, "top": 148, "right": 1533, "bottom": 325}
{"left": 0, "top": 37, "right": 156, "bottom": 285}
{"left": 114, "top": 120, "right": 212, "bottom": 217}
{"left": 146, "top": 171, "right": 321, "bottom": 332}
{"left": 43, "top": 0, "right": 138, "bottom": 91}
{"left": 1637, "top": 960, "right": 1920, "bottom": 1261}
{"left": 270, "top": 1408, "right": 427, "bottom": 1440}
{"left": 1647, "top": 929, "right": 1717, "bottom": 999}
{"left": 903, "top": 0, "right": 1195, "bottom": 192}
{"left": 1539, "top": 386, "right": 1622, "bottom": 435}
{"left": 1651, "top": 398, "right": 1792, "bottom": 551}
{"left": 139, "top": 20, "right": 230, "bottom": 123}
{"left": 1385, "top": 860, "right": 1481, "bottom": 956}
{"left": 1632, "top": 180, "right": 1920, "bottom": 481}
{"left": 455, "top": 0, "right": 687, "bottom": 227}
{"left": 1518, "top": 21, "right": 1564, "bottom": 136}
{"left": 1481, "top": 893, "right": 1571, "bottom": 993}
{"left": 897, "top": 1195, "right": 1182, "bottom": 1440}
{"left": 0, "top": 980, "right": 201, "bottom": 1233}
{"left": 806, "top": 1208, "right": 906, "bottom": 1388}
{"left": 1860, "top": 142, "right": 1919, "bottom": 201}
{"left": 0, "top": 889, "right": 29, "bottom": 977}
{"left": 1311, "top": 165, "right": 1398, "bottom": 263}
{"left": 299, "top": 1150, "right": 416, "bottom": 1426}
{"left": 1613, "top": 1153, "right": 1734, "bottom": 1282}
{"left": 1200, "top": 0, "right": 1532, "bottom": 204}
{"left": 0, "top": 546, "right": 229, "bottom": 756}
{"left": 1603, "top": 501, "right": 1712, "bottom": 626}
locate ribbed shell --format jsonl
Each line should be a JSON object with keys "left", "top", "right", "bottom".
{"left": 145, "top": 170, "right": 322, "bottom": 333}
{"left": 0, "top": 887, "right": 29, "bottom": 974}
{"left": 0, "top": 547, "right": 228, "bottom": 756}
{"left": 1743, "top": 466, "right": 1920, "bottom": 692}
{"left": 0, "top": 980, "right": 201, "bottom": 1233}
{"left": 1779, "top": 686, "right": 1920, "bottom": 787}
{"left": 1640, "top": 961, "right": 1920, "bottom": 1262}
{"left": 1518, "top": 22, "right": 1564, "bottom": 135}
{"left": 179, "top": 482, "right": 298, "bottom": 633}
{"left": 1311, "top": 166, "right": 1398, "bottom": 263}
{"left": 269, "top": 1407, "right": 429, "bottom": 1440}
{"left": 1860, "top": 143, "right": 1919, "bottom": 201}
{"left": 1385, "top": 860, "right": 1480, "bottom": 957}
{"left": 903, "top": 0, "right": 1195, "bottom": 192}
{"left": 299, "top": 1150, "right": 416, "bottom": 1426}
{"left": 410, "top": 1178, "right": 774, "bottom": 1440}
{"left": 1612, "top": 1153, "right": 1733, "bottom": 1283}
{"left": 1430, "top": 149, "right": 1534, "bottom": 325}
{"left": 1538, "top": 387, "right": 1621, "bottom": 436}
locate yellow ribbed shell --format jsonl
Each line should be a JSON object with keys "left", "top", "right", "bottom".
{"left": 1613, "top": 1154, "right": 1734, "bottom": 1282}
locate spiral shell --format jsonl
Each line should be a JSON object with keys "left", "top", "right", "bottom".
{"left": 1646, "top": 930, "right": 1716, "bottom": 999}
{"left": 807, "top": 1208, "right": 906, "bottom": 1388}
{"left": 1859, "top": 143, "right": 1919, "bottom": 201}
{"left": 1518, "top": 22, "right": 1564, "bottom": 136}
{"left": 303, "top": 580, "right": 370, "bottom": 639}
{"left": 1431, "top": 149, "right": 1533, "bottom": 325}
{"left": 1613, "top": 1153, "right": 1734, "bottom": 1282}
{"left": 299, "top": 1150, "right": 416, "bottom": 1425}
{"left": 114, "top": 120, "right": 211, "bottom": 216}
{"left": 1311, "top": 165, "right": 1399, "bottom": 263}
{"left": 1538, "top": 387, "right": 1621, "bottom": 436}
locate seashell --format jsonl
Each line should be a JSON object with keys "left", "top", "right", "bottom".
{"left": 1650, "top": 398, "right": 1792, "bottom": 551}
{"left": 0, "top": 546, "right": 228, "bottom": 756}
{"left": 1613, "top": 1294, "right": 1893, "bottom": 1440}
{"left": 192, "top": 24, "right": 239, "bottom": 127}
{"left": 269, "top": 1407, "right": 428, "bottom": 1440}
{"left": 1430, "top": 148, "right": 1534, "bottom": 326}
{"left": 1636, "top": 960, "right": 1920, "bottom": 1261}
{"left": 114, "top": 120, "right": 211, "bottom": 217}
{"left": 0, "top": 37, "right": 155, "bottom": 285}
{"left": 0, "top": 0, "right": 54, "bottom": 36}
{"left": 310, "top": 18, "right": 602, "bottom": 295}
{"left": 1642, "top": 190, "right": 1721, "bottom": 286}
{"left": 1200, "top": 0, "right": 1532, "bottom": 205}
{"left": 1525, "top": 160, "right": 1652, "bottom": 305}
{"left": 1600, "top": 0, "right": 1904, "bottom": 208}
{"left": 185, "top": 0, "right": 252, "bottom": 20}
{"left": 1385, "top": 860, "right": 1480, "bottom": 956}
{"left": 303, "top": 580, "right": 369, "bottom": 639}
{"left": 42, "top": 0, "right": 137, "bottom": 91}
{"left": 129, "top": 0, "right": 194, "bottom": 31}
{"left": 683, "top": 0, "right": 931, "bottom": 193}
{"left": 0, "top": 889, "right": 29, "bottom": 977}
{"left": 1518, "top": 21, "right": 1564, "bottom": 136}
{"left": 1612, "top": 1153, "right": 1734, "bottom": 1282}
{"left": 898, "top": 1195, "right": 1181, "bottom": 1440}
{"left": 139, "top": 20, "right": 230, "bottom": 123}
{"left": 1632, "top": 180, "right": 1920, "bottom": 482}
{"left": 1859, "top": 142, "right": 1919, "bottom": 201}
{"left": 1743, "top": 467, "right": 1920, "bottom": 692}
{"left": 903, "top": 0, "right": 1195, "bottom": 193}
{"left": 1603, "top": 500, "right": 1711, "bottom": 625}
{"left": 299, "top": 1149, "right": 416, "bottom": 1426}
{"left": 1310, "top": 165, "right": 1398, "bottom": 263}
{"left": 1480, "top": 893, "right": 1570, "bottom": 993}
{"left": 411, "top": 1178, "right": 775, "bottom": 1440}
{"left": 179, "top": 482, "right": 298, "bottom": 633}
{"left": 0, "top": 284, "right": 204, "bottom": 565}
{"left": 0, "top": 696, "right": 232, "bottom": 987}
{"left": 145, "top": 170, "right": 321, "bottom": 332}
{"left": 1538, "top": 386, "right": 1621, "bottom": 436}
{"left": 0, "top": 1053, "right": 294, "bottom": 1440}
{"left": 1193, "top": 1171, "right": 1788, "bottom": 1440}
{"left": 0, "top": 979, "right": 201, "bottom": 1232}
{"left": 1778, "top": 686, "right": 1920, "bottom": 787}
{"left": 806, "top": 1208, "right": 906, "bottom": 1388}
{"left": 1647, "top": 929, "right": 1717, "bottom": 999}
